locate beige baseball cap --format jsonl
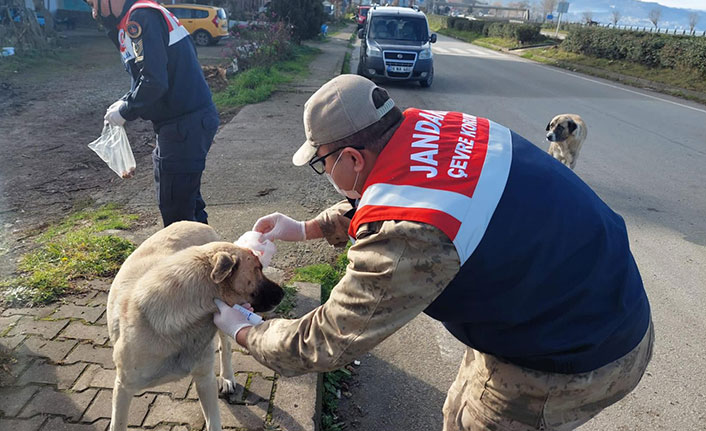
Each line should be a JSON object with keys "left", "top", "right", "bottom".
{"left": 292, "top": 74, "right": 395, "bottom": 166}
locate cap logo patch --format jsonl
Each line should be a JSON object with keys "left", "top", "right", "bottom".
{"left": 126, "top": 21, "right": 142, "bottom": 39}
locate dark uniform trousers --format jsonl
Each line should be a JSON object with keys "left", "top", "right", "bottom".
{"left": 152, "top": 105, "right": 219, "bottom": 227}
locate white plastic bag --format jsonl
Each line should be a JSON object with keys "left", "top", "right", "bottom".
{"left": 88, "top": 124, "right": 136, "bottom": 178}
{"left": 235, "top": 231, "right": 276, "bottom": 268}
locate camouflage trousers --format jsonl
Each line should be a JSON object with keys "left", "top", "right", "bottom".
{"left": 442, "top": 321, "right": 654, "bottom": 431}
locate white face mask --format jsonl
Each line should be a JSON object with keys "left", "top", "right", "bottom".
{"left": 326, "top": 151, "right": 361, "bottom": 199}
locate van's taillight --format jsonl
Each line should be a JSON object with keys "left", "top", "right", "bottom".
{"left": 212, "top": 16, "right": 219, "bottom": 27}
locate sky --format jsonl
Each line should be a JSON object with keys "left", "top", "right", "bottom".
{"left": 640, "top": 0, "right": 706, "bottom": 11}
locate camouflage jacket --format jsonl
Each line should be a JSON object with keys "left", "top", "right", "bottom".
{"left": 245, "top": 201, "right": 461, "bottom": 377}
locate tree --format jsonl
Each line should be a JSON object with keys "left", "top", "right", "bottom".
{"left": 689, "top": 12, "right": 699, "bottom": 34}
{"left": 269, "top": 0, "right": 325, "bottom": 42}
{"left": 582, "top": 10, "right": 593, "bottom": 24}
{"left": 0, "top": 0, "right": 49, "bottom": 51}
{"left": 541, "top": 0, "right": 557, "bottom": 16}
{"left": 611, "top": 9, "right": 620, "bottom": 26}
{"left": 648, "top": 8, "right": 661, "bottom": 29}
{"left": 32, "top": 0, "right": 56, "bottom": 39}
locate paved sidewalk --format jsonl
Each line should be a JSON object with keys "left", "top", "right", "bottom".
{"left": 0, "top": 276, "right": 320, "bottom": 431}
{"left": 0, "top": 25, "right": 356, "bottom": 431}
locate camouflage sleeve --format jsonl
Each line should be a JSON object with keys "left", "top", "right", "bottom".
{"left": 313, "top": 200, "right": 354, "bottom": 247}
{"left": 245, "top": 220, "right": 460, "bottom": 377}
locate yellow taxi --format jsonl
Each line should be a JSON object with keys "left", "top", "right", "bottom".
{"left": 163, "top": 3, "right": 228, "bottom": 46}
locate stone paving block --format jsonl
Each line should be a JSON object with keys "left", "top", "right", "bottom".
{"left": 218, "top": 402, "right": 267, "bottom": 429}
{"left": 245, "top": 375, "right": 274, "bottom": 405}
{"left": 88, "top": 292, "right": 109, "bottom": 307}
{"left": 142, "top": 394, "right": 206, "bottom": 430}
{"left": 52, "top": 304, "right": 105, "bottom": 324}
{"left": 40, "top": 417, "right": 110, "bottom": 431}
{"left": 8, "top": 317, "right": 69, "bottom": 339}
{"left": 0, "top": 315, "right": 22, "bottom": 333}
{"left": 129, "top": 426, "right": 171, "bottom": 431}
{"left": 270, "top": 373, "right": 320, "bottom": 431}
{"left": 59, "top": 321, "right": 109, "bottom": 345}
{"left": 187, "top": 374, "right": 246, "bottom": 402}
{"left": 71, "top": 291, "right": 100, "bottom": 306}
{"left": 17, "top": 360, "right": 87, "bottom": 390}
{"left": 73, "top": 364, "right": 103, "bottom": 391}
{"left": 138, "top": 377, "right": 192, "bottom": 399}
{"left": 94, "top": 313, "right": 107, "bottom": 326}
{"left": 231, "top": 352, "right": 275, "bottom": 376}
{"left": 268, "top": 280, "right": 321, "bottom": 431}
{"left": 0, "top": 416, "right": 46, "bottom": 431}
{"left": 2, "top": 307, "right": 55, "bottom": 319}
{"left": 0, "top": 353, "right": 34, "bottom": 386}
{"left": 19, "top": 387, "right": 98, "bottom": 421}
{"left": 0, "top": 385, "right": 39, "bottom": 417}
{"left": 82, "top": 389, "right": 154, "bottom": 427}
{"left": 16, "top": 336, "right": 78, "bottom": 362}
{"left": 0, "top": 334, "right": 26, "bottom": 350}
{"left": 78, "top": 279, "right": 111, "bottom": 293}
{"left": 89, "top": 367, "right": 116, "bottom": 389}
{"left": 64, "top": 343, "right": 114, "bottom": 368}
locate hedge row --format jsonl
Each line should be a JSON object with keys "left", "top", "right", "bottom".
{"left": 562, "top": 26, "right": 706, "bottom": 76}
{"left": 446, "top": 16, "right": 542, "bottom": 44}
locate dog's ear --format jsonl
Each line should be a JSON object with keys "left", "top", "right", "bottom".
{"left": 545, "top": 122, "right": 552, "bottom": 131}
{"left": 210, "top": 252, "right": 239, "bottom": 283}
{"left": 567, "top": 120, "right": 577, "bottom": 134}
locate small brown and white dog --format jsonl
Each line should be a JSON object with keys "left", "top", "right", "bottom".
{"left": 545, "top": 114, "right": 587, "bottom": 170}
{"left": 107, "top": 221, "right": 284, "bottom": 431}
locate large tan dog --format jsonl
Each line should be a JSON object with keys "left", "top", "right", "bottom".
{"left": 545, "top": 114, "right": 587, "bottom": 170}
{"left": 107, "top": 221, "right": 284, "bottom": 431}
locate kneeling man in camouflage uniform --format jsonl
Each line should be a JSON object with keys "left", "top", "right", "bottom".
{"left": 214, "top": 75, "right": 653, "bottom": 431}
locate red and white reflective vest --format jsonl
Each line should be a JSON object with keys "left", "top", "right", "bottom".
{"left": 117, "top": 0, "right": 190, "bottom": 65}
{"left": 349, "top": 108, "right": 513, "bottom": 265}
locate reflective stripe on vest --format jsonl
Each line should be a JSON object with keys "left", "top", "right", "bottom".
{"left": 349, "top": 109, "right": 512, "bottom": 264}
{"left": 117, "top": 0, "right": 190, "bottom": 64}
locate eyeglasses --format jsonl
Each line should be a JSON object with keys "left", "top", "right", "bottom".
{"left": 308, "top": 146, "right": 364, "bottom": 175}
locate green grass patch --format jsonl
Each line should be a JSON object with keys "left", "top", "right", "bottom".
{"left": 0, "top": 49, "right": 69, "bottom": 76}
{"left": 521, "top": 46, "right": 706, "bottom": 95}
{"left": 1, "top": 204, "right": 138, "bottom": 306}
{"left": 212, "top": 45, "right": 320, "bottom": 110}
{"left": 291, "top": 249, "right": 348, "bottom": 302}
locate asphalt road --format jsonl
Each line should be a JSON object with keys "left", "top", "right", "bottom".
{"left": 340, "top": 34, "right": 706, "bottom": 431}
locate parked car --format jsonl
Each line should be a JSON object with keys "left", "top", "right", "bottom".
{"left": 357, "top": 6, "right": 437, "bottom": 88}
{"left": 355, "top": 5, "right": 371, "bottom": 29}
{"left": 163, "top": 3, "right": 228, "bottom": 46}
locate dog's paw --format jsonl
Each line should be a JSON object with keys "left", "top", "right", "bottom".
{"left": 218, "top": 375, "right": 237, "bottom": 395}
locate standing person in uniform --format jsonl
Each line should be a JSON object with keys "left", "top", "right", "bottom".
{"left": 85, "top": 0, "right": 219, "bottom": 226}
{"left": 213, "top": 75, "right": 654, "bottom": 430}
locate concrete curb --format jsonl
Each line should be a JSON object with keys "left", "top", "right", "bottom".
{"left": 269, "top": 282, "right": 322, "bottom": 431}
